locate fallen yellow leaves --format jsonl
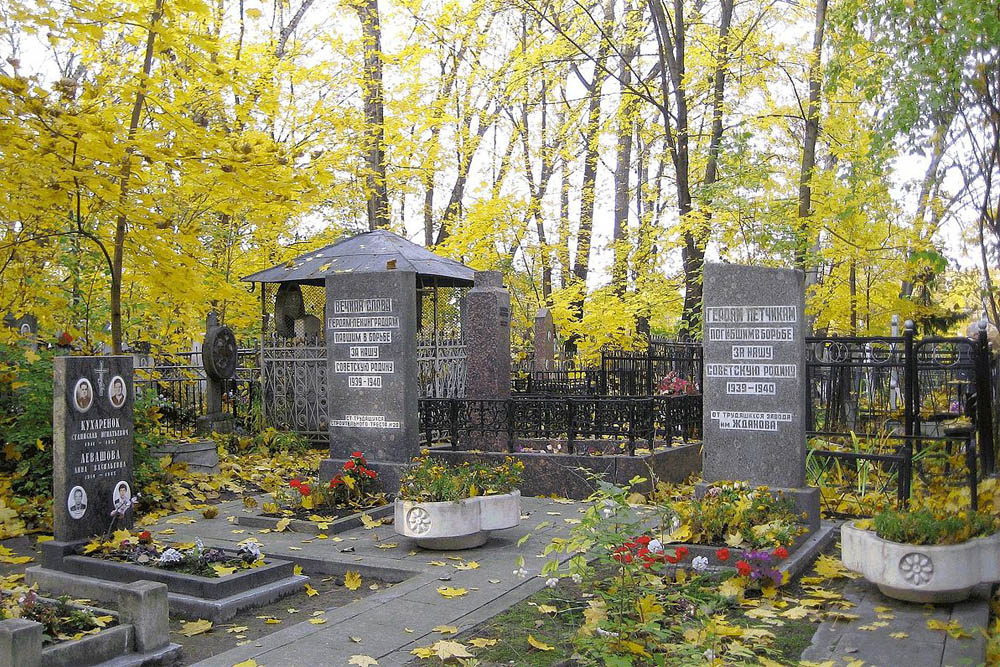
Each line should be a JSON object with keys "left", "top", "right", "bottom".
{"left": 211, "top": 564, "right": 237, "bottom": 577}
{"left": 304, "top": 583, "right": 319, "bottom": 597}
{"left": 432, "top": 624, "right": 458, "bottom": 634}
{"left": 309, "top": 617, "right": 327, "bottom": 625}
{"left": 0, "top": 545, "right": 32, "bottom": 564}
{"left": 436, "top": 586, "right": 468, "bottom": 598}
{"left": 275, "top": 517, "right": 291, "bottom": 532}
{"left": 927, "top": 619, "right": 973, "bottom": 639}
{"left": 232, "top": 660, "right": 258, "bottom": 667}
{"left": 469, "top": 638, "right": 498, "bottom": 648}
{"left": 452, "top": 560, "right": 479, "bottom": 570}
{"left": 180, "top": 619, "right": 213, "bottom": 636}
{"left": 360, "top": 513, "right": 385, "bottom": 529}
{"left": 527, "top": 634, "right": 555, "bottom": 651}
{"left": 348, "top": 656, "right": 378, "bottom": 666}
{"left": 411, "top": 640, "right": 474, "bottom": 660}
{"left": 344, "top": 570, "right": 362, "bottom": 591}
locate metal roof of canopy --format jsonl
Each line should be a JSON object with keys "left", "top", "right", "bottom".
{"left": 241, "top": 229, "right": 475, "bottom": 287}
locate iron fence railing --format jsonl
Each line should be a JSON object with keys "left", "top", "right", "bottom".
{"left": 418, "top": 394, "right": 702, "bottom": 455}
{"left": 806, "top": 431, "right": 979, "bottom": 517}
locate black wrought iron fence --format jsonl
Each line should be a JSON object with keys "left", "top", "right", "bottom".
{"left": 132, "top": 345, "right": 258, "bottom": 437}
{"left": 806, "top": 431, "right": 979, "bottom": 518}
{"left": 418, "top": 394, "right": 702, "bottom": 455}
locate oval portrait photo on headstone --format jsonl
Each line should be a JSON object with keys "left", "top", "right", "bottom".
{"left": 112, "top": 481, "right": 132, "bottom": 513}
{"left": 108, "top": 375, "right": 127, "bottom": 408}
{"left": 18, "top": 323, "right": 30, "bottom": 336}
{"left": 73, "top": 378, "right": 94, "bottom": 413}
{"left": 67, "top": 485, "right": 88, "bottom": 520}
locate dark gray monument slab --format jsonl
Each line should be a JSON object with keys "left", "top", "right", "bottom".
{"left": 701, "top": 263, "right": 807, "bottom": 489}
{"left": 323, "top": 269, "right": 418, "bottom": 473}
{"left": 465, "top": 271, "right": 511, "bottom": 399}
{"left": 532, "top": 307, "right": 555, "bottom": 372}
{"left": 464, "top": 271, "right": 512, "bottom": 452}
{"left": 53, "top": 356, "right": 135, "bottom": 542}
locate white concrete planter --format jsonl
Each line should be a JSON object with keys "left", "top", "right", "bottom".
{"left": 394, "top": 490, "right": 521, "bottom": 550}
{"left": 841, "top": 521, "right": 1000, "bottom": 603}
{"left": 478, "top": 491, "right": 521, "bottom": 531}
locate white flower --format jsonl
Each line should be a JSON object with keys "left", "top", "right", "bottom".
{"left": 596, "top": 628, "right": 620, "bottom": 638}
{"left": 704, "top": 648, "right": 716, "bottom": 660}
{"left": 158, "top": 548, "right": 183, "bottom": 564}
{"left": 545, "top": 577, "right": 559, "bottom": 588}
{"left": 670, "top": 516, "right": 681, "bottom": 532}
{"left": 238, "top": 541, "right": 262, "bottom": 561}
{"left": 513, "top": 567, "right": 528, "bottom": 578}
{"left": 194, "top": 537, "right": 204, "bottom": 552}
{"left": 647, "top": 538, "right": 664, "bottom": 554}
{"left": 692, "top": 556, "right": 709, "bottom": 572}
{"left": 571, "top": 573, "right": 583, "bottom": 584}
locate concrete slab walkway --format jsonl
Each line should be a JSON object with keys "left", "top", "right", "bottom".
{"left": 800, "top": 578, "right": 990, "bottom": 667}
{"left": 134, "top": 496, "right": 583, "bottom": 666}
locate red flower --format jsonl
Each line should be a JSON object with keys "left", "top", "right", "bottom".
{"left": 290, "top": 479, "right": 301, "bottom": 489}
{"left": 675, "top": 546, "right": 689, "bottom": 559}
{"left": 735, "top": 560, "right": 752, "bottom": 577}
{"left": 636, "top": 535, "right": 651, "bottom": 546}
{"left": 773, "top": 546, "right": 789, "bottom": 560}
{"left": 344, "top": 460, "right": 356, "bottom": 470}
{"left": 299, "top": 484, "right": 311, "bottom": 496}
{"left": 624, "top": 541, "right": 638, "bottom": 550}
{"left": 715, "top": 547, "right": 730, "bottom": 562}
{"left": 138, "top": 531, "right": 151, "bottom": 542}
{"left": 351, "top": 451, "right": 363, "bottom": 459}
{"left": 58, "top": 331, "right": 73, "bottom": 346}
{"left": 329, "top": 476, "right": 342, "bottom": 489}
{"left": 364, "top": 469, "right": 376, "bottom": 479}
{"left": 664, "top": 551, "right": 680, "bottom": 564}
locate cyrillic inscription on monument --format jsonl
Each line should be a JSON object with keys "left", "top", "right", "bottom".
{"left": 53, "top": 356, "right": 135, "bottom": 542}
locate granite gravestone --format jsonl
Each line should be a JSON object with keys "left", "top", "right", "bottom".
{"left": 701, "top": 263, "right": 807, "bottom": 489}
{"left": 321, "top": 269, "right": 418, "bottom": 485}
{"left": 53, "top": 356, "right": 135, "bottom": 542}
{"left": 533, "top": 307, "right": 555, "bottom": 372}
{"left": 465, "top": 271, "right": 512, "bottom": 451}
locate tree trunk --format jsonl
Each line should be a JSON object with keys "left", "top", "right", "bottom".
{"left": 612, "top": 37, "right": 637, "bottom": 296}
{"left": 111, "top": 0, "right": 164, "bottom": 353}
{"left": 355, "top": 0, "right": 389, "bottom": 230}
{"left": 795, "top": 0, "right": 827, "bottom": 290}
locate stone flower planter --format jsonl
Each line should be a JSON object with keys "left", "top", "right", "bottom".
{"left": 841, "top": 521, "right": 1000, "bottom": 603}
{"left": 395, "top": 491, "right": 521, "bottom": 550}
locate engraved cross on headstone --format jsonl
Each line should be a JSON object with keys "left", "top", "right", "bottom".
{"left": 94, "top": 360, "right": 109, "bottom": 397}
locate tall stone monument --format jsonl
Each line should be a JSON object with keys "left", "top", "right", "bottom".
{"left": 465, "top": 271, "right": 512, "bottom": 451}
{"left": 320, "top": 269, "right": 419, "bottom": 489}
{"left": 52, "top": 356, "right": 135, "bottom": 543}
{"left": 700, "top": 263, "right": 819, "bottom": 527}
{"left": 532, "top": 307, "right": 555, "bottom": 372}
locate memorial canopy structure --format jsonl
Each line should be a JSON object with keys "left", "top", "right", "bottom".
{"left": 241, "top": 230, "right": 476, "bottom": 440}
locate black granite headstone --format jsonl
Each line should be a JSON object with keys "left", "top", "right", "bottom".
{"left": 53, "top": 356, "right": 135, "bottom": 542}
{"left": 701, "top": 263, "right": 806, "bottom": 488}
{"left": 324, "top": 270, "right": 418, "bottom": 464}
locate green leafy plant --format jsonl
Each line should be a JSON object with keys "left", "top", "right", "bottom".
{"left": 398, "top": 451, "right": 524, "bottom": 502}
{"left": 871, "top": 509, "right": 999, "bottom": 545}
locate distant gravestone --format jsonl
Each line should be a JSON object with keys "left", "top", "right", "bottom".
{"left": 465, "top": 271, "right": 512, "bottom": 451}
{"left": 700, "top": 263, "right": 818, "bottom": 525}
{"left": 532, "top": 307, "right": 555, "bottom": 372}
{"left": 321, "top": 269, "right": 418, "bottom": 488}
{"left": 53, "top": 356, "right": 135, "bottom": 542}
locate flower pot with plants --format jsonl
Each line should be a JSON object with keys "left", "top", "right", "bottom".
{"left": 841, "top": 509, "right": 1000, "bottom": 603}
{"left": 394, "top": 452, "right": 524, "bottom": 550}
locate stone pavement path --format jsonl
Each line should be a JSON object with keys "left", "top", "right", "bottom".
{"left": 800, "top": 578, "right": 990, "bottom": 667}
{"left": 136, "top": 496, "right": 581, "bottom": 667}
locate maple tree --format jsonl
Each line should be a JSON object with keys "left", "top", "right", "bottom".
{"left": 0, "top": 0, "right": 990, "bottom": 353}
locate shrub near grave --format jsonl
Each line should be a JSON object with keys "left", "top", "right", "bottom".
{"left": 532, "top": 478, "right": 795, "bottom": 663}
{"left": 263, "top": 451, "right": 388, "bottom": 519}
{"left": 0, "top": 589, "right": 113, "bottom": 644}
